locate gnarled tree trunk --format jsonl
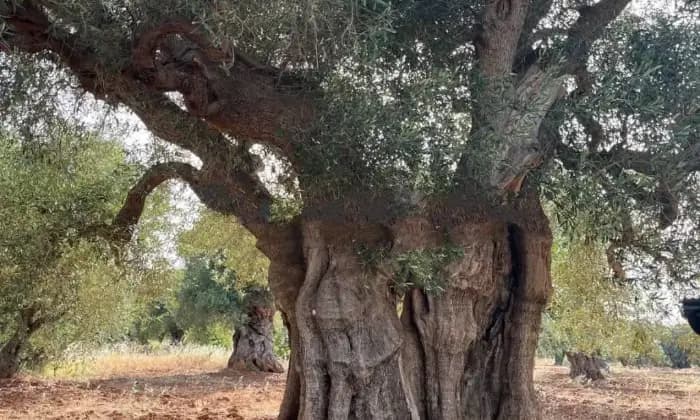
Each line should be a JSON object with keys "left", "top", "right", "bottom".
{"left": 263, "top": 224, "right": 306, "bottom": 420}
{"left": 0, "top": 307, "right": 46, "bottom": 379}
{"left": 0, "top": 333, "right": 24, "bottom": 379}
{"left": 268, "top": 197, "right": 552, "bottom": 420}
{"left": 565, "top": 351, "right": 608, "bottom": 381}
{"left": 228, "top": 288, "right": 284, "bottom": 373}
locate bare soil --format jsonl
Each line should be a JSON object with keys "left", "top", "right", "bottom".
{"left": 535, "top": 363, "right": 700, "bottom": 420}
{"left": 1, "top": 361, "right": 698, "bottom": 419}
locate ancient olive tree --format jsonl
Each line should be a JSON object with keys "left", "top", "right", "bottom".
{"left": 178, "top": 211, "right": 284, "bottom": 373}
{"left": 2, "top": 1, "right": 700, "bottom": 418}
{"left": 543, "top": 238, "right": 663, "bottom": 379}
{"left": 543, "top": 239, "right": 621, "bottom": 379}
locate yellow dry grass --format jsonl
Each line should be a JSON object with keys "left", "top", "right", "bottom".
{"left": 41, "top": 343, "right": 230, "bottom": 379}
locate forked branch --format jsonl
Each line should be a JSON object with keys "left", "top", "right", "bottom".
{"left": 2, "top": 2, "right": 285, "bottom": 240}
{"left": 129, "top": 21, "right": 312, "bottom": 160}
{"left": 111, "top": 161, "right": 200, "bottom": 242}
{"left": 563, "top": 0, "right": 633, "bottom": 73}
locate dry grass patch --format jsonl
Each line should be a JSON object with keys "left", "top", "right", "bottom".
{"left": 41, "top": 343, "right": 230, "bottom": 379}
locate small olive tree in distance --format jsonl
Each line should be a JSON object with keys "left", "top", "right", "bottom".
{"left": 177, "top": 211, "right": 284, "bottom": 372}
{"left": 542, "top": 237, "right": 665, "bottom": 379}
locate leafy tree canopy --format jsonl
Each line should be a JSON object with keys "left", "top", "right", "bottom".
{"left": 1, "top": 0, "right": 698, "bottom": 290}
{"left": 540, "top": 236, "right": 666, "bottom": 364}
{"left": 0, "top": 125, "right": 176, "bottom": 368}
{"left": 178, "top": 210, "right": 269, "bottom": 289}
{"left": 130, "top": 209, "right": 273, "bottom": 345}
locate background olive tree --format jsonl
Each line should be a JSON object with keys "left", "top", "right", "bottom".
{"left": 0, "top": 126, "right": 176, "bottom": 377}
{"left": 130, "top": 210, "right": 287, "bottom": 371}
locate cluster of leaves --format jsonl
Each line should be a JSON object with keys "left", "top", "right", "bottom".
{"left": 177, "top": 211, "right": 269, "bottom": 288}
{"left": 174, "top": 257, "right": 244, "bottom": 338}
{"left": 392, "top": 246, "right": 463, "bottom": 295}
{"left": 298, "top": 63, "right": 469, "bottom": 201}
{"left": 355, "top": 243, "right": 391, "bottom": 272}
{"left": 0, "top": 126, "right": 176, "bottom": 369}
{"left": 22, "top": 244, "right": 177, "bottom": 366}
{"left": 356, "top": 243, "right": 463, "bottom": 295}
{"left": 538, "top": 232, "right": 700, "bottom": 368}
{"left": 127, "top": 261, "right": 238, "bottom": 348}
{"left": 269, "top": 195, "right": 303, "bottom": 223}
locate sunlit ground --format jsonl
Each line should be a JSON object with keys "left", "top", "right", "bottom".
{"left": 535, "top": 359, "right": 700, "bottom": 419}
{"left": 0, "top": 348, "right": 698, "bottom": 419}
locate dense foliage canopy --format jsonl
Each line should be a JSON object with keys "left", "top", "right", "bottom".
{"left": 129, "top": 210, "right": 284, "bottom": 352}
{"left": 0, "top": 128, "right": 175, "bottom": 371}
{"left": 0, "top": 1, "right": 698, "bottom": 290}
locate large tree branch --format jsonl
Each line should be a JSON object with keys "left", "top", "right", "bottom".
{"left": 105, "top": 158, "right": 276, "bottom": 245}
{"left": 6, "top": 30, "right": 227, "bottom": 161}
{"left": 2, "top": 2, "right": 310, "bottom": 165}
{"left": 2, "top": 2, "right": 285, "bottom": 241}
{"left": 120, "top": 83, "right": 235, "bottom": 158}
{"left": 513, "top": 0, "right": 555, "bottom": 74}
{"left": 515, "top": 0, "right": 632, "bottom": 77}
{"left": 548, "top": 124, "right": 696, "bottom": 230}
{"left": 129, "top": 21, "right": 312, "bottom": 160}
{"left": 490, "top": 65, "right": 566, "bottom": 192}
{"left": 462, "top": 12, "right": 569, "bottom": 193}
{"left": 2, "top": 3, "right": 205, "bottom": 156}
{"left": 459, "top": 63, "right": 565, "bottom": 193}
{"left": 556, "top": 107, "right": 700, "bottom": 182}
{"left": 463, "top": 1, "right": 571, "bottom": 193}
{"left": 111, "top": 162, "right": 200, "bottom": 242}
{"left": 1, "top": 2, "right": 106, "bottom": 95}
{"left": 475, "top": 0, "right": 531, "bottom": 77}
{"left": 521, "top": 0, "right": 555, "bottom": 40}
{"left": 562, "top": 0, "right": 633, "bottom": 74}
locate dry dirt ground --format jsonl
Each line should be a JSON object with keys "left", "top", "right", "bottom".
{"left": 1, "top": 360, "right": 699, "bottom": 419}
{"left": 535, "top": 364, "right": 700, "bottom": 419}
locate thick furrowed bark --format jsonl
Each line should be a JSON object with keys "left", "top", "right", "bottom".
{"left": 0, "top": 310, "right": 46, "bottom": 379}
{"left": 395, "top": 218, "right": 550, "bottom": 420}
{"left": 227, "top": 301, "right": 284, "bottom": 373}
{"left": 0, "top": 334, "right": 23, "bottom": 379}
{"left": 277, "top": 313, "right": 302, "bottom": 420}
{"left": 392, "top": 218, "right": 511, "bottom": 420}
{"left": 494, "top": 227, "right": 551, "bottom": 419}
{"left": 259, "top": 223, "right": 305, "bottom": 420}
{"left": 279, "top": 207, "right": 552, "bottom": 420}
{"left": 295, "top": 222, "right": 409, "bottom": 420}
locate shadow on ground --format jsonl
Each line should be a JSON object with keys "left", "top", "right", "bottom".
{"left": 1, "top": 363, "right": 699, "bottom": 419}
